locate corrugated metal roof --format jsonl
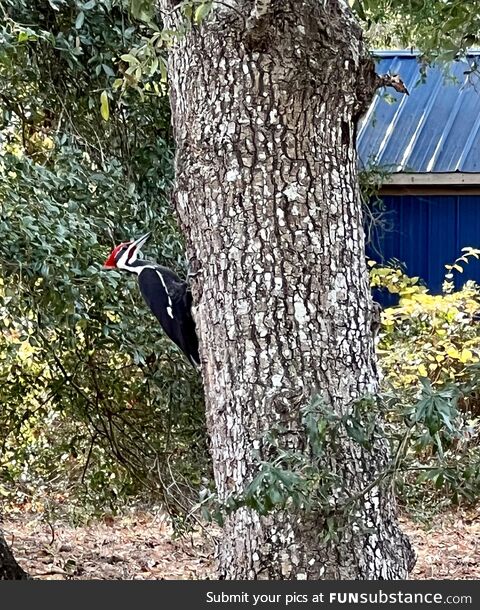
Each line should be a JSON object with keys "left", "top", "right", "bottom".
{"left": 357, "top": 52, "right": 480, "bottom": 173}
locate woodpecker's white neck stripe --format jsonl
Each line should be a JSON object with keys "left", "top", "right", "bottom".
{"left": 129, "top": 263, "right": 156, "bottom": 275}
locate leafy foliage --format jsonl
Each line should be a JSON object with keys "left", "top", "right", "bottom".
{"left": 2, "top": 0, "right": 479, "bottom": 532}
{"left": 198, "top": 395, "right": 384, "bottom": 541}
{"left": 372, "top": 259, "right": 480, "bottom": 400}
{"left": 351, "top": 0, "right": 480, "bottom": 60}
{"left": 372, "top": 259, "right": 480, "bottom": 514}
{"left": 0, "top": 0, "right": 208, "bottom": 522}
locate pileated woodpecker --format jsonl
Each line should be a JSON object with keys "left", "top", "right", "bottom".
{"left": 103, "top": 233, "right": 200, "bottom": 369}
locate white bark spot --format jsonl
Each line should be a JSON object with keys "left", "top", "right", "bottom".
{"left": 226, "top": 169, "right": 239, "bottom": 182}
{"left": 276, "top": 207, "right": 285, "bottom": 226}
{"left": 284, "top": 184, "right": 300, "bottom": 202}
{"left": 271, "top": 374, "right": 283, "bottom": 388}
{"left": 259, "top": 228, "right": 270, "bottom": 241}
{"left": 294, "top": 298, "right": 308, "bottom": 325}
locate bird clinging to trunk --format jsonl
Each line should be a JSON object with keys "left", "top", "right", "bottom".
{"left": 103, "top": 232, "right": 200, "bottom": 369}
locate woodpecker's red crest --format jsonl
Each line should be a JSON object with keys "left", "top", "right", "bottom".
{"left": 103, "top": 241, "right": 131, "bottom": 269}
{"left": 103, "top": 233, "right": 151, "bottom": 271}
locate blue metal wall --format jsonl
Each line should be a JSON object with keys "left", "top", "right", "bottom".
{"left": 367, "top": 195, "right": 480, "bottom": 302}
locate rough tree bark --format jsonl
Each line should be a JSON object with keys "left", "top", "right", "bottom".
{"left": 0, "top": 529, "right": 28, "bottom": 580}
{"left": 158, "top": 0, "right": 415, "bottom": 578}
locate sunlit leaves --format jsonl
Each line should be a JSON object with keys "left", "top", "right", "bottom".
{"left": 0, "top": 0, "right": 207, "bottom": 520}
{"left": 194, "top": 1, "right": 212, "bottom": 25}
{"left": 75, "top": 11, "right": 85, "bottom": 30}
{"left": 100, "top": 90, "right": 110, "bottom": 121}
{"left": 352, "top": 0, "right": 480, "bottom": 59}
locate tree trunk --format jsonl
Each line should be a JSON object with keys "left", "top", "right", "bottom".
{"left": 159, "top": 0, "right": 415, "bottom": 578}
{"left": 0, "top": 529, "right": 28, "bottom": 580}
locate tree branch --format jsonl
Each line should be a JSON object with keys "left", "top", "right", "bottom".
{"left": 376, "top": 73, "right": 410, "bottom": 96}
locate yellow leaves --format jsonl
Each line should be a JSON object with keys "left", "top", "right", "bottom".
{"left": 443, "top": 249, "right": 480, "bottom": 294}
{"left": 417, "top": 364, "right": 428, "bottom": 377}
{"left": 100, "top": 91, "right": 110, "bottom": 121}
{"left": 445, "top": 346, "right": 477, "bottom": 364}
{"left": 446, "top": 346, "right": 460, "bottom": 359}
{"left": 399, "top": 286, "right": 420, "bottom": 295}
{"left": 17, "top": 340, "right": 36, "bottom": 362}
{"left": 369, "top": 261, "right": 425, "bottom": 296}
{"left": 376, "top": 262, "right": 480, "bottom": 391}
{"left": 106, "top": 311, "right": 120, "bottom": 323}
{"left": 382, "top": 317, "right": 395, "bottom": 327}
{"left": 460, "top": 349, "right": 475, "bottom": 363}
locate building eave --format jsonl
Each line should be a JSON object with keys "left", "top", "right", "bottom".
{"left": 383, "top": 172, "right": 480, "bottom": 187}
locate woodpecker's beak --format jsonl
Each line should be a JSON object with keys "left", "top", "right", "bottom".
{"left": 132, "top": 232, "right": 151, "bottom": 254}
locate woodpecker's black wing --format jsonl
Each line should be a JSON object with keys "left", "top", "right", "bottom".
{"left": 137, "top": 266, "right": 200, "bottom": 368}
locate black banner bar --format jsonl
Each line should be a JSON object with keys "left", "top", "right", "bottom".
{"left": 0, "top": 580, "right": 477, "bottom": 609}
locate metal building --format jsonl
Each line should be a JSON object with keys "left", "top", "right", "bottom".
{"left": 358, "top": 51, "right": 480, "bottom": 295}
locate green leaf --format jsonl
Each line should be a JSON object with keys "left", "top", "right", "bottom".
{"left": 75, "top": 11, "right": 85, "bottom": 29}
{"left": 102, "top": 64, "right": 115, "bottom": 77}
{"left": 120, "top": 53, "right": 139, "bottom": 64}
{"left": 194, "top": 2, "right": 212, "bottom": 24}
{"left": 352, "top": 0, "right": 366, "bottom": 21}
{"left": 100, "top": 91, "right": 110, "bottom": 121}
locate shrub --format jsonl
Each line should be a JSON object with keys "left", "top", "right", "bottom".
{"left": 370, "top": 256, "right": 480, "bottom": 513}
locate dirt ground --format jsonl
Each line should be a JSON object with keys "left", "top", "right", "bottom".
{"left": 2, "top": 510, "right": 479, "bottom": 579}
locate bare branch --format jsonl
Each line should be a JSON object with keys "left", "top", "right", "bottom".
{"left": 376, "top": 73, "right": 410, "bottom": 96}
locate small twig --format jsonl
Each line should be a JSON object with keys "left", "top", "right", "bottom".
{"left": 81, "top": 433, "right": 97, "bottom": 484}
{"left": 46, "top": 521, "right": 55, "bottom": 546}
{"left": 377, "top": 73, "right": 410, "bottom": 95}
{"left": 33, "top": 567, "right": 67, "bottom": 577}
